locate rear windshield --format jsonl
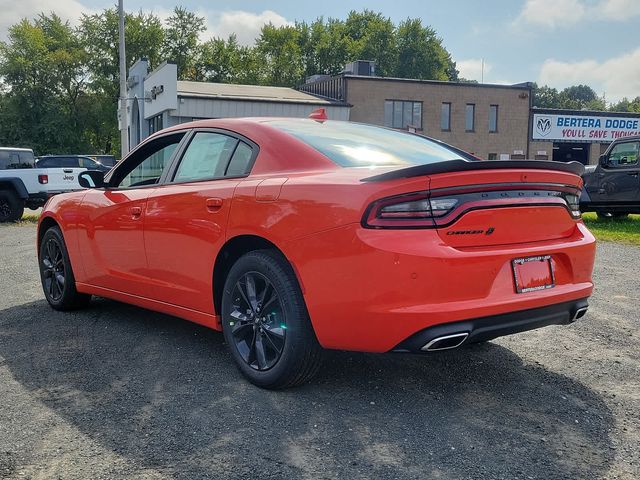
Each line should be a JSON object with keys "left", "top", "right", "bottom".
{"left": 266, "top": 119, "right": 465, "bottom": 168}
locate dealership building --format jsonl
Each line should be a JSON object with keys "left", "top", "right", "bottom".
{"left": 124, "top": 58, "right": 640, "bottom": 165}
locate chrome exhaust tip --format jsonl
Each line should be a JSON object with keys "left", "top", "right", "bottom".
{"left": 571, "top": 306, "right": 588, "bottom": 322}
{"left": 421, "top": 332, "right": 469, "bottom": 352}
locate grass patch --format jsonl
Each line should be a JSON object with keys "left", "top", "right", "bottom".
{"left": 0, "top": 213, "right": 39, "bottom": 226}
{"left": 582, "top": 213, "right": 640, "bottom": 246}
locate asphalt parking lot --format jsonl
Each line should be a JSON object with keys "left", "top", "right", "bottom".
{"left": 0, "top": 223, "right": 638, "bottom": 480}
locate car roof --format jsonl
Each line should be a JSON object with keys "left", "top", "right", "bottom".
{"left": 0, "top": 147, "right": 34, "bottom": 152}
{"left": 611, "top": 135, "right": 640, "bottom": 143}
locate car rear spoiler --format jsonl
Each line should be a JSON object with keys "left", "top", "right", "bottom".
{"left": 361, "top": 159, "right": 585, "bottom": 182}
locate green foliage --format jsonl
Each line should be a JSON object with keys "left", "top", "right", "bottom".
{"left": 162, "top": 7, "right": 205, "bottom": 80}
{"left": 609, "top": 97, "right": 640, "bottom": 113}
{"left": 532, "top": 83, "right": 606, "bottom": 111}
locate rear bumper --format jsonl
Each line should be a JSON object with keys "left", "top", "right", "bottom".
{"left": 392, "top": 298, "right": 589, "bottom": 353}
{"left": 284, "top": 221, "right": 596, "bottom": 353}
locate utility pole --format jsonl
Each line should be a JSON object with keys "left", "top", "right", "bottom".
{"left": 118, "top": 0, "right": 129, "bottom": 158}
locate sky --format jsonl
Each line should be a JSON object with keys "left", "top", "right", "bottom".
{"left": 1, "top": 0, "right": 639, "bottom": 103}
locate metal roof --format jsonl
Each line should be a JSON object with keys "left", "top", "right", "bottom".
{"left": 176, "top": 81, "right": 347, "bottom": 106}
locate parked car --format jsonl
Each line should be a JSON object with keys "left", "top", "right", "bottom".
{"left": 0, "top": 147, "right": 86, "bottom": 222}
{"left": 37, "top": 155, "right": 112, "bottom": 172}
{"left": 37, "top": 118, "right": 595, "bottom": 388}
{"left": 581, "top": 136, "right": 640, "bottom": 218}
{"left": 0, "top": 147, "right": 36, "bottom": 169}
{"left": 82, "top": 154, "right": 117, "bottom": 168}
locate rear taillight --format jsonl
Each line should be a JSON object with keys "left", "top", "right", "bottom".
{"left": 364, "top": 192, "right": 458, "bottom": 228}
{"left": 38, "top": 174, "right": 49, "bottom": 184}
{"left": 565, "top": 193, "right": 581, "bottom": 218}
{"left": 363, "top": 186, "right": 582, "bottom": 228}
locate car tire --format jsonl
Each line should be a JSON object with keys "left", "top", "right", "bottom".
{"left": 0, "top": 191, "right": 24, "bottom": 222}
{"left": 221, "top": 249, "right": 323, "bottom": 389}
{"left": 39, "top": 226, "right": 92, "bottom": 310}
{"left": 596, "top": 211, "right": 628, "bottom": 220}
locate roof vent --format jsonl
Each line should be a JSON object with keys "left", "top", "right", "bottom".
{"left": 344, "top": 60, "right": 376, "bottom": 76}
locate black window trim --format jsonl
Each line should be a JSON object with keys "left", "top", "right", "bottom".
{"left": 164, "top": 127, "right": 260, "bottom": 185}
{"left": 104, "top": 130, "right": 189, "bottom": 190}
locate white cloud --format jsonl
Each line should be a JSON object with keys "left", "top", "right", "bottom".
{"left": 538, "top": 47, "right": 640, "bottom": 102}
{"left": 598, "top": 0, "right": 640, "bottom": 20}
{"left": 515, "top": 0, "right": 640, "bottom": 28}
{"left": 516, "top": 0, "right": 586, "bottom": 28}
{"left": 0, "top": 0, "right": 97, "bottom": 39}
{"left": 205, "top": 10, "right": 292, "bottom": 45}
{"left": 456, "top": 58, "right": 493, "bottom": 82}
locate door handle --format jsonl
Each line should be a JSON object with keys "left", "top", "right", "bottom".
{"left": 63, "top": 169, "right": 73, "bottom": 173}
{"left": 206, "top": 197, "right": 223, "bottom": 211}
{"left": 130, "top": 206, "right": 142, "bottom": 218}
{"left": 627, "top": 172, "right": 639, "bottom": 176}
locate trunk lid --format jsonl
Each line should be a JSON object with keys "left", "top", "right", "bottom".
{"left": 428, "top": 168, "right": 582, "bottom": 247}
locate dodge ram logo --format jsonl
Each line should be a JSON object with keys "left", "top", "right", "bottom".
{"left": 536, "top": 116, "right": 552, "bottom": 137}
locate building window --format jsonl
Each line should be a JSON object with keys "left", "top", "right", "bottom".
{"left": 465, "top": 104, "right": 475, "bottom": 132}
{"left": 441, "top": 103, "right": 451, "bottom": 131}
{"left": 384, "top": 100, "right": 422, "bottom": 130}
{"left": 148, "top": 114, "right": 163, "bottom": 135}
{"left": 488, "top": 153, "right": 498, "bottom": 160}
{"left": 489, "top": 105, "right": 498, "bottom": 133}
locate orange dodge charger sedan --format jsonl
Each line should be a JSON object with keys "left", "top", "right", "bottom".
{"left": 37, "top": 118, "right": 596, "bottom": 388}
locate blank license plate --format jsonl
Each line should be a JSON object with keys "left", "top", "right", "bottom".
{"left": 512, "top": 255, "right": 555, "bottom": 293}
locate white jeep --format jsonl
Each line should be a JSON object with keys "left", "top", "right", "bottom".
{"left": 0, "top": 147, "right": 87, "bottom": 222}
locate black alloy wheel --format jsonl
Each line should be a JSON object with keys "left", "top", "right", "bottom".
{"left": 221, "top": 250, "right": 323, "bottom": 389}
{"left": 0, "top": 191, "right": 23, "bottom": 222}
{"left": 41, "top": 236, "right": 66, "bottom": 302}
{"left": 39, "top": 226, "right": 91, "bottom": 310}
{"left": 228, "top": 271, "right": 286, "bottom": 371}
{"left": 0, "top": 198, "right": 12, "bottom": 221}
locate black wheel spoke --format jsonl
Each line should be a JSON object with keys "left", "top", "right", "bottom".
{"left": 261, "top": 288, "right": 278, "bottom": 311}
{"left": 262, "top": 328, "right": 283, "bottom": 354}
{"left": 227, "top": 271, "right": 287, "bottom": 371}
{"left": 245, "top": 273, "right": 258, "bottom": 311}
{"left": 255, "top": 334, "right": 268, "bottom": 369}
{"left": 236, "top": 281, "right": 254, "bottom": 314}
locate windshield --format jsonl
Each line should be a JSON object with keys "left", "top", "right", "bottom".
{"left": 266, "top": 119, "right": 466, "bottom": 168}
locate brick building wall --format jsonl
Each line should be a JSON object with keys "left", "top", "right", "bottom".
{"left": 343, "top": 76, "right": 532, "bottom": 160}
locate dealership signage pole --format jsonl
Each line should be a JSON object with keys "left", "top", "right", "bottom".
{"left": 118, "top": 0, "right": 129, "bottom": 158}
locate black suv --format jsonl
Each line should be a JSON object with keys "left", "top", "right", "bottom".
{"left": 581, "top": 136, "right": 640, "bottom": 218}
{"left": 36, "top": 155, "right": 113, "bottom": 172}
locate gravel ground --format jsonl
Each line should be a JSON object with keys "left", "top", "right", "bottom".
{"left": 0, "top": 223, "right": 638, "bottom": 480}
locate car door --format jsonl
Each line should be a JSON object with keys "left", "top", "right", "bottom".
{"left": 143, "top": 130, "right": 257, "bottom": 314}
{"left": 76, "top": 132, "right": 186, "bottom": 297}
{"left": 599, "top": 141, "right": 640, "bottom": 204}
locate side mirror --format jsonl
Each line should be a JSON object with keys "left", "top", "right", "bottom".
{"left": 79, "top": 170, "right": 105, "bottom": 188}
{"left": 599, "top": 154, "right": 609, "bottom": 167}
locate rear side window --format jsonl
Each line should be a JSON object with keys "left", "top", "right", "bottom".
{"left": 174, "top": 132, "right": 238, "bottom": 182}
{"left": 266, "top": 120, "right": 463, "bottom": 168}
{"left": 226, "top": 142, "right": 254, "bottom": 176}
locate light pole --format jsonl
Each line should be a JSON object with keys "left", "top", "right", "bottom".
{"left": 118, "top": 0, "right": 129, "bottom": 158}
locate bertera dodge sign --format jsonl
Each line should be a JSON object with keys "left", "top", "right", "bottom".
{"left": 533, "top": 113, "right": 640, "bottom": 142}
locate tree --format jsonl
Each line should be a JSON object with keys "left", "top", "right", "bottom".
{"left": 609, "top": 97, "right": 640, "bottom": 113}
{"left": 256, "top": 24, "right": 304, "bottom": 86}
{"left": 559, "top": 84, "right": 604, "bottom": 110}
{"left": 78, "top": 9, "right": 164, "bottom": 152}
{"left": 396, "top": 18, "right": 456, "bottom": 81}
{"left": 0, "top": 14, "right": 92, "bottom": 154}
{"left": 532, "top": 83, "right": 560, "bottom": 108}
{"left": 162, "top": 6, "right": 205, "bottom": 80}
{"left": 344, "top": 10, "right": 397, "bottom": 77}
